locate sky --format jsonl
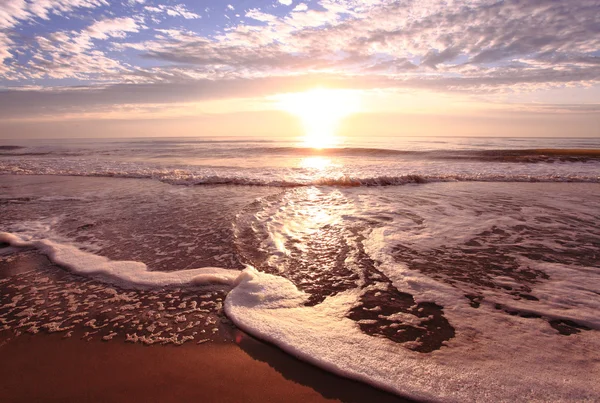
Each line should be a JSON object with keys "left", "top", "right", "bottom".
{"left": 0, "top": 0, "right": 599, "bottom": 138}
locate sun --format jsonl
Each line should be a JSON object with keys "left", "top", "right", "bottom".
{"left": 276, "top": 88, "right": 361, "bottom": 148}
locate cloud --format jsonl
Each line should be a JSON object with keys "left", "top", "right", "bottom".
{"left": 0, "top": 74, "right": 349, "bottom": 119}
{"left": 0, "top": 0, "right": 108, "bottom": 29}
{"left": 13, "top": 16, "right": 144, "bottom": 81}
{"left": 1, "top": 0, "right": 600, "bottom": 108}
{"left": 27, "top": 0, "right": 108, "bottom": 20}
{"left": 13, "top": 75, "right": 598, "bottom": 127}
{"left": 0, "top": 0, "right": 30, "bottom": 30}
{"left": 278, "top": 0, "right": 293, "bottom": 5}
{"left": 421, "top": 47, "right": 462, "bottom": 69}
{"left": 293, "top": 3, "right": 308, "bottom": 12}
{"left": 144, "top": 4, "right": 200, "bottom": 19}
{"left": 0, "top": 0, "right": 114, "bottom": 77}
{"left": 86, "top": 17, "right": 141, "bottom": 39}
{"left": 245, "top": 9, "right": 278, "bottom": 23}
{"left": 109, "top": 0, "right": 599, "bottom": 93}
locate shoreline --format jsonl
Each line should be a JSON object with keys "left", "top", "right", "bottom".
{"left": 0, "top": 250, "right": 411, "bottom": 403}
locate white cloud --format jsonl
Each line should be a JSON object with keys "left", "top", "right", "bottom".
{"left": 86, "top": 17, "right": 140, "bottom": 39}
{"left": 0, "top": 0, "right": 29, "bottom": 30}
{"left": 293, "top": 3, "right": 308, "bottom": 11}
{"left": 0, "top": 0, "right": 109, "bottom": 29}
{"left": 0, "top": 32, "right": 14, "bottom": 74}
{"left": 278, "top": 0, "right": 293, "bottom": 5}
{"left": 28, "top": 0, "right": 108, "bottom": 21}
{"left": 245, "top": 9, "right": 278, "bottom": 23}
{"left": 0, "top": 0, "right": 114, "bottom": 78}
{"left": 144, "top": 4, "right": 200, "bottom": 19}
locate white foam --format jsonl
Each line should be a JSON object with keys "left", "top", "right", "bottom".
{"left": 359, "top": 185, "right": 600, "bottom": 327}
{"left": 221, "top": 183, "right": 600, "bottom": 401}
{"left": 225, "top": 268, "right": 600, "bottom": 402}
{"left": 514, "top": 258, "right": 600, "bottom": 328}
{"left": 38, "top": 196, "right": 89, "bottom": 202}
{"left": 0, "top": 232, "right": 240, "bottom": 289}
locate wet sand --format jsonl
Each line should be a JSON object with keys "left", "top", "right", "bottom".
{"left": 0, "top": 247, "right": 411, "bottom": 403}
{"left": 0, "top": 333, "right": 333, "bottom": 403}
{"left": 0, "top": 332, "right": 411, "bottom": 403}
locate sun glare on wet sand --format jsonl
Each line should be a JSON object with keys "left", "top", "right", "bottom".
{"left": 277, "top": 88, "right": 361, "bottom": 148}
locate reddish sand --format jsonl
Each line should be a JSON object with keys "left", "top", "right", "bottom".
{"left": 0, "top": 333, "right": 411, "bottom": 403}
{"left": 0, "top": 246, "right": 412, "bottom": 402}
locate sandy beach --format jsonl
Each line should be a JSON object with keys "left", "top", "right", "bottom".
{"left": 0, "top": 248, "right": 409, "bottom": 403}
{"left": 0, "top": 331, "right": 410, "bottom": 403}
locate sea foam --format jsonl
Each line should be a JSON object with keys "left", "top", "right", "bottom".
{"left": 225, "top": 268, "right": 600, "bottom": 402}
{"left": 0, "top": 232, "right": 240, "bottom": 289}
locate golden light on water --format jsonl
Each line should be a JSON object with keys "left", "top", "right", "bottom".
{"left": 277, "top": 88, "right": 361, "bottom": 148}
{"left": 299, "top": 156, "right": 332, "bottom": 170}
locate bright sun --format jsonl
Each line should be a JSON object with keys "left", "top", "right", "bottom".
{"left": 277, "top": 88, "right": 361, "bottom": 148}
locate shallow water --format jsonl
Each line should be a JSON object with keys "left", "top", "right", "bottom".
{"left": 1, "top": 136, "right": 599, "bottom": 401}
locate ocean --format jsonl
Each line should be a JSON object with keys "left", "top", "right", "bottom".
{"left": 1, "top": 136, "right": 599, "bottom": 401}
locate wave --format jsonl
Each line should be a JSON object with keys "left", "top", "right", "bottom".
{"left": 252, "top": 146, "right": 420, "bottom": 156}
{"left": 3, "top": 144, "right": 599, "bottom": 162}
{"left": 0, "top": 152, "right": 58, "bottom": 156}
{"left": 189, "top": 147, "right": 600, "bottom": 162}
{"left": 120, "top": 139, "right": 278, "bottom": 145}
{"left": 180, "top": 174, "right": 600, "bottom": 186}
{"left": 0, "top": 145, "right": 25, "bottom": 151}
{"left": 0, "top": 151, "right": 88, "bottom": 157}
{"left": 1, "top": 169, "right": 599, "bottom": 186}
{"left": 440, "top": 148, "right": 600, "bottom": 163}
{"left": 0, "top": 232, "right": 240, "bottom": 288}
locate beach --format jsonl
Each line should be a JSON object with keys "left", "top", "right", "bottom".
{"left": 0, "top": 252, "right": 409, "bottom": 403}
{"left": 0, "top": 331, "right": 412, "bottom": 403}
{"left": 1, "top": 137, "right": 599, "bottom": 401}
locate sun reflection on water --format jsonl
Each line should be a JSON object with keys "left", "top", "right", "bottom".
{"left": 288, "top": 187, "right": 339, "bottom": 236}
{"left": 300, "top": 156, "right": 332, "bottom": 170}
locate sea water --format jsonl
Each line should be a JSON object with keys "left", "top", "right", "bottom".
{"left": 1, "top": 136, "right": 599, "bottom": 401}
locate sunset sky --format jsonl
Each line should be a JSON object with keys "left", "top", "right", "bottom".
{"left": 0, "top": 0, "right": 599, "bottom": 138}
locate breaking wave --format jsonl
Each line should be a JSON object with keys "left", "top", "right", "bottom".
{"left": 2, "top": 144, "right": 600, "bottom": 162}
{"left": 228, "top": 147, "right": 600, "bottom": 162}
{"left": 1, "top": 169, "right": 599, "bottom": 186}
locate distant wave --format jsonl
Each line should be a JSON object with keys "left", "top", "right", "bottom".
{"left": 133, "top": 146, "right": 600, "bottom": 162}
{"left": 2, "top": 144, "right": 599, "bottom": 162}
{"left": 214, "top": 147, "right": 600, "bottom": 162}
{"left": 1, "top": 170, "right": 598, "bottom": 187}
{"left": 164, "top": 174, "right": 431, "bottom": 187}
{"left": 122, "top": 139, "right": 278, "bottom": 145}
{"left": 0, "top": 152, "right": 54, "bottom": 156}
{"left": 165, "top": 173, "right": 600, "bottom": 187}
{"left": 0, "top": 152, "right": 88, "bottom": 156}
{"left": 252, "top": 147, "right": 421, "bottom": 156}
{"left": 439, "top": 149, "right": 600, "bottom": 163}
{"left": 0, "top": 146, "right": 25, "bottom": 151}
